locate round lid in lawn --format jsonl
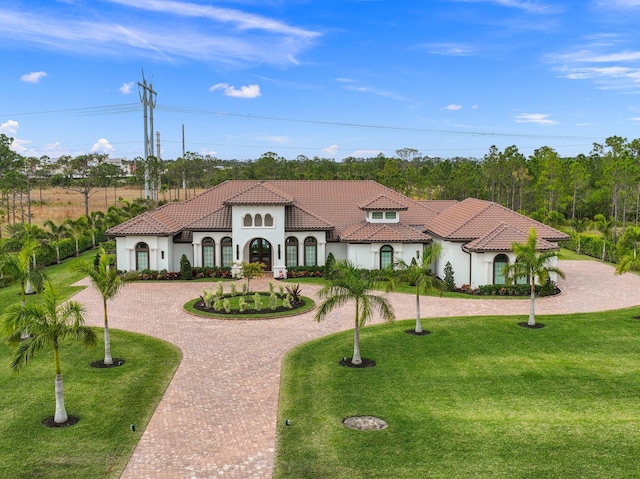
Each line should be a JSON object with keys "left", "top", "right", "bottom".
{"left": 343, "top": 416, "right": 388, "bottom": 431}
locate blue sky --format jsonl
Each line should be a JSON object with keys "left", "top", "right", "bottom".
{"left": 1, "top": 0, "right": 640, "bottom": 161}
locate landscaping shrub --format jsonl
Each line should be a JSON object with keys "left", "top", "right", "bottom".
{"left": 180, "top": 254, "right": 193, "bottom": 280}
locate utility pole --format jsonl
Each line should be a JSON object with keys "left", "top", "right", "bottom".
{"left": 156, "top": 131, "right": 161, "bottom": 200}
{"left": 182, "top": 124, "right": 187, "bottom": 200}
{"left": 138, "top": 70, "right": 157, "bottom": 200}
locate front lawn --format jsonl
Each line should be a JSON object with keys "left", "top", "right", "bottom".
{"left": 0, "top": 329, "right": 181, "bottom": 479}
{"left": 275, "top": 308, "right": 640, "bottom": 478}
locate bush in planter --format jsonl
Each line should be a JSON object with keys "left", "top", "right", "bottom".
{"left": 443, "top": 261, "right": 456, "bottom": 292}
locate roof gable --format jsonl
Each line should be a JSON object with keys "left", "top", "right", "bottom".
{"left": 359, "top": 194, "right": 409, "bottom": 211}
{"left": 223, "top": 182, "right": 294, "bottom": 205}
{"left": 464, "top": 223, "right": 559, "bottom": 252}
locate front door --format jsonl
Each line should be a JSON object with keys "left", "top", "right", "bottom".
{"left": 250, "top": 238, "right": 272, "bottom": 271}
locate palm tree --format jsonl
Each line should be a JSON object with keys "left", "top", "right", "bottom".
{"left": 315, "top": 260, "right": 395, "bottom": 365}
{"left": 594, "top": 214, "right": 614, "bottom": 262}
{"left": 395, "top": 244, "right": 444, "bottom": 334}
{"left": 75, "top": 248, "right": 131, "bottom": 366}
{"left": 0, "top": 236, "right": 46, "bottom": 307}
{"left": 615, "top": 226, "right": 640, "bottom": 275}
{"left": 504, "top": 229, "right": 565, "bottom": 327}
{"left": 1, "top": 282, "right": 97, "bottom": 424}
{"left": 570, "top": 217, "right": 591, "bottom": 255}
{"left": 84, "top": 210, "right": 105, "bottom": 248}
{"left": 43, "top": 219, "right": 68, "bottom": 264}
{"left": 63, "top": 217, "right": 88, "bottom": 257}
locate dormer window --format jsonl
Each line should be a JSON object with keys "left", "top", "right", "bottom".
{"left": 371, "top": 212, "right": 383, "bottom": 220}
{"left": 385, "top": 212, "right": 396, "bottom": 220}
{"left": 368, "top": 210, "right": 399, "bottom": 223}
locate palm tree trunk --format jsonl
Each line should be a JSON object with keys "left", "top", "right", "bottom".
{"left": 103, "top": 300, "right": 113, "bottom": 365}
{"left": 528, "top": 278, "right": 536, "bottom": 326}
{"left": 53, "top": 345, "right": 68, "bottom": 423}
{"left": 415, "top": 291, "right": 422, "bottom": 333}
{"left": 54, "top": 374, "right": 68, "bottom": 423}
{"left": 352, "top": 325, "right": 362, "bottom": 365}
{"left": 103, "top": 299, "right": 113, "bottom": 365}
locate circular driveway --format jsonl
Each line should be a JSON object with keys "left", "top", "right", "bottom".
{"left": 74, "top": 260, "right": 640, "bottom": 479}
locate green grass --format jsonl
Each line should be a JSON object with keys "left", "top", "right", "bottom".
{"left": 0, "top": 329, "right": 181, "bottom": 479}
{"left": 558, "top": 247, "right": 594, "bottom": 261}
{"left": 275, "top": 308, "right": 640, "bottom": 479}
{"left": 0, "top": 248, "right": 182, "bottom": 478}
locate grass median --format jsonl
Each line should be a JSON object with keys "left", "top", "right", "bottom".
{"left": 276, "top": 307, "right": 640, "bottom": 479}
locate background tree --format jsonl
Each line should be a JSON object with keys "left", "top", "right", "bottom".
{"left": 504, "top": 229, "right": 565, "bottom": 327}
{"left": 55, "top": 153, "right": 107, "bottom": 217}
{"left": 1, "top": 282, "right": 97, "bottom": 424}
{"left": 395, "top": 244, "right": 444, "bottom": 334}
{"left": 315, "top": 260, "right": 395, "bottom": 365}
{"left": 43, "top": 219, "right": 68, "bottom": 264}
{"left": 594, "top": 214, "right": 614, "bottom": 261}
{"left": 63, "top": 217, "right": 89, "bottom": 256}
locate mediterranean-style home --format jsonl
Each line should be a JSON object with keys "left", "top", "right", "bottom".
{"left": 106, "top": 180, "right": 569, "bottom": 288}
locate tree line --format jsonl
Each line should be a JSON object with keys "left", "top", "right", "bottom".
{"left": 3, "top": 133, "right": 640, "bottom": 229}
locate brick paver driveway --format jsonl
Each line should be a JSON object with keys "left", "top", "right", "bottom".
{"left": 73, "top": 260, "right": 640, "bottom": 479}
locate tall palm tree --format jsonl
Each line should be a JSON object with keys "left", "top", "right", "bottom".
{"left": 504, "top": 229, "right": 565, "bottom": 327}
{"left": 75, "top": 248, "right": 131, "bottom": 366}
{"left": 43, "top": 219, "right": 68, "bottom": 264}
{"left": 2, "top": 282, "right": 97, "bottom": 424}
{"left": 594, "top": 214, "right": 614, "bottom": 262}
{"left": 395, "top": 244, "right": 444, "bottom": 334}
{"left": 315, "top": 260, "right": 395, "bottom": 365}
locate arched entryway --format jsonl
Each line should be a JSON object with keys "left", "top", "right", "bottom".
{"left": 250, "top": 238, "right": 272, "bottom": 271}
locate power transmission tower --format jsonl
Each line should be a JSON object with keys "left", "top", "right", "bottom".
{"left": 138, "top": 70, "right": 157, "bottom": 200}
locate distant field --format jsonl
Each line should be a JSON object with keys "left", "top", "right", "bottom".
{"left": 13, "top": 186, "right": 207, "bottom": 226}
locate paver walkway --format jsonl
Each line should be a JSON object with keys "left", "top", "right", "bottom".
{"left": 73, "top": 260, "right": 640, "bottom": 479}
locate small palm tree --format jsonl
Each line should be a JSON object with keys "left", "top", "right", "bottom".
{"left": 0, "top": 236, "right": 46, "bottom": 307}
{"left": 504, "top": 229, "right": 565, "bottom": 327}
{"left": 395, "top": 244, "right": 444, "bottom": 334}
{"left": 315, "top": 260, "right": 395, "bottom": 365}
{"left": 594, "top": 214, "right": 613, "bottom": 262}
{"left": 570, "top": 217, "right": 591, "bottom": 255}
{"left": 2, "top": 282, "right": 97, "bottom": 424}
{"left": 615, "top": 227, "right": 640, "bottom": 275}
{"left": 75, "top": 248, "right": 131, "bottom": 366}
{"left": 84, "top": 211, "right": 105, "bottom": 248}
{"left": 44, "top": 219, "right": 68, "bottom": 264}
{"left": 64, "top": 217, "right": 88, "bottom": 257}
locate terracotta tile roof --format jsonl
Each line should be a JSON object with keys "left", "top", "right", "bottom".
{"left": 223, "top": 182, "right": 294, "bottom": 205}
{"left": 464, "top": 223, "right": 559, "bottom": 252}
{"left": 340, "top": 221, "right": 432, "bottom": 243}
{"left": 359, "top": 194, "right": 409, "bottom": 211}
{"left": 424, "top": 198, "right": 569, "bottom": 243}
{"left": 419, "top": 200, "right": 458, "bottom": 213}
{"left": 285, "top": 205, "right": 333, "bottom": 231}
{"left": 186, "top": 206, "right": 232, "bottom": 230}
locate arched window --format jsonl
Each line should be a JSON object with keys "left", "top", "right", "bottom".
{"left": 243, "top": 214, "right": 252, "bottom": 227}
{"left": 380, "top": 245, "right": 394, "bottom": 270}
{"left": 286, "top": 236, "right": 298, "bottom": 268}
{"left": 254, "top": 214, "right": 263, "bottom": 227}
{"left": 135, "top": 242, "right": 149, "bottom": 271}
{"left": 515, "top": 260, "right": 529, "bottom": 285}
{"left": 202, "top": 237, "right": 215, "bottom": 268}
{"left": 304, "top": 236, "right": 317, "bottom": 266}
{"left": 493, "top": 254, "right": 509, "bottom": 285}
{"left": 264, "top": 214, "right": 274, "bottom": 227}
{"left": 221, "top": 237, "right": 233, "bottom": 268}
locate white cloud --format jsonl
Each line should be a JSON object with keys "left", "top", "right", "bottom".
{"left": 91, "top": 138, "right": 115, "bottom": 154}
{"left": 20, "top": 71, "right": 47, "bottom": 83}
{"left": 210, "top": 83, "right": 261, "bottom": 98}
{"left": 450, "top": 0, "right": 563, "bottom": 14}
{"left": 445, "top": 104, "right": 463, "bottom": 111}
{"left": 0, "top": 119, "right": 19, "bottom": 136}
{"left": 352, "top": 149, "right": 385, "bottom": 158}
{"left": 513, "top": 113, "right": 558, "bottom": 125}
{"left": 120, "top": 81, "right": 135, "bottom": 94}
{"left": 422, "top": 43, "right": 474, "bottom": 56}
{"left": 322, "top": 144, "right": 339, "bottom": 157}
{"left": 0, "top": 4, "right": 319, "bottom": 67}
{"left": 631, "top": 117, "right": 640, "bottom": 121}
{"left": 262, "top": 135, "right": 289, "bottom": 144}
